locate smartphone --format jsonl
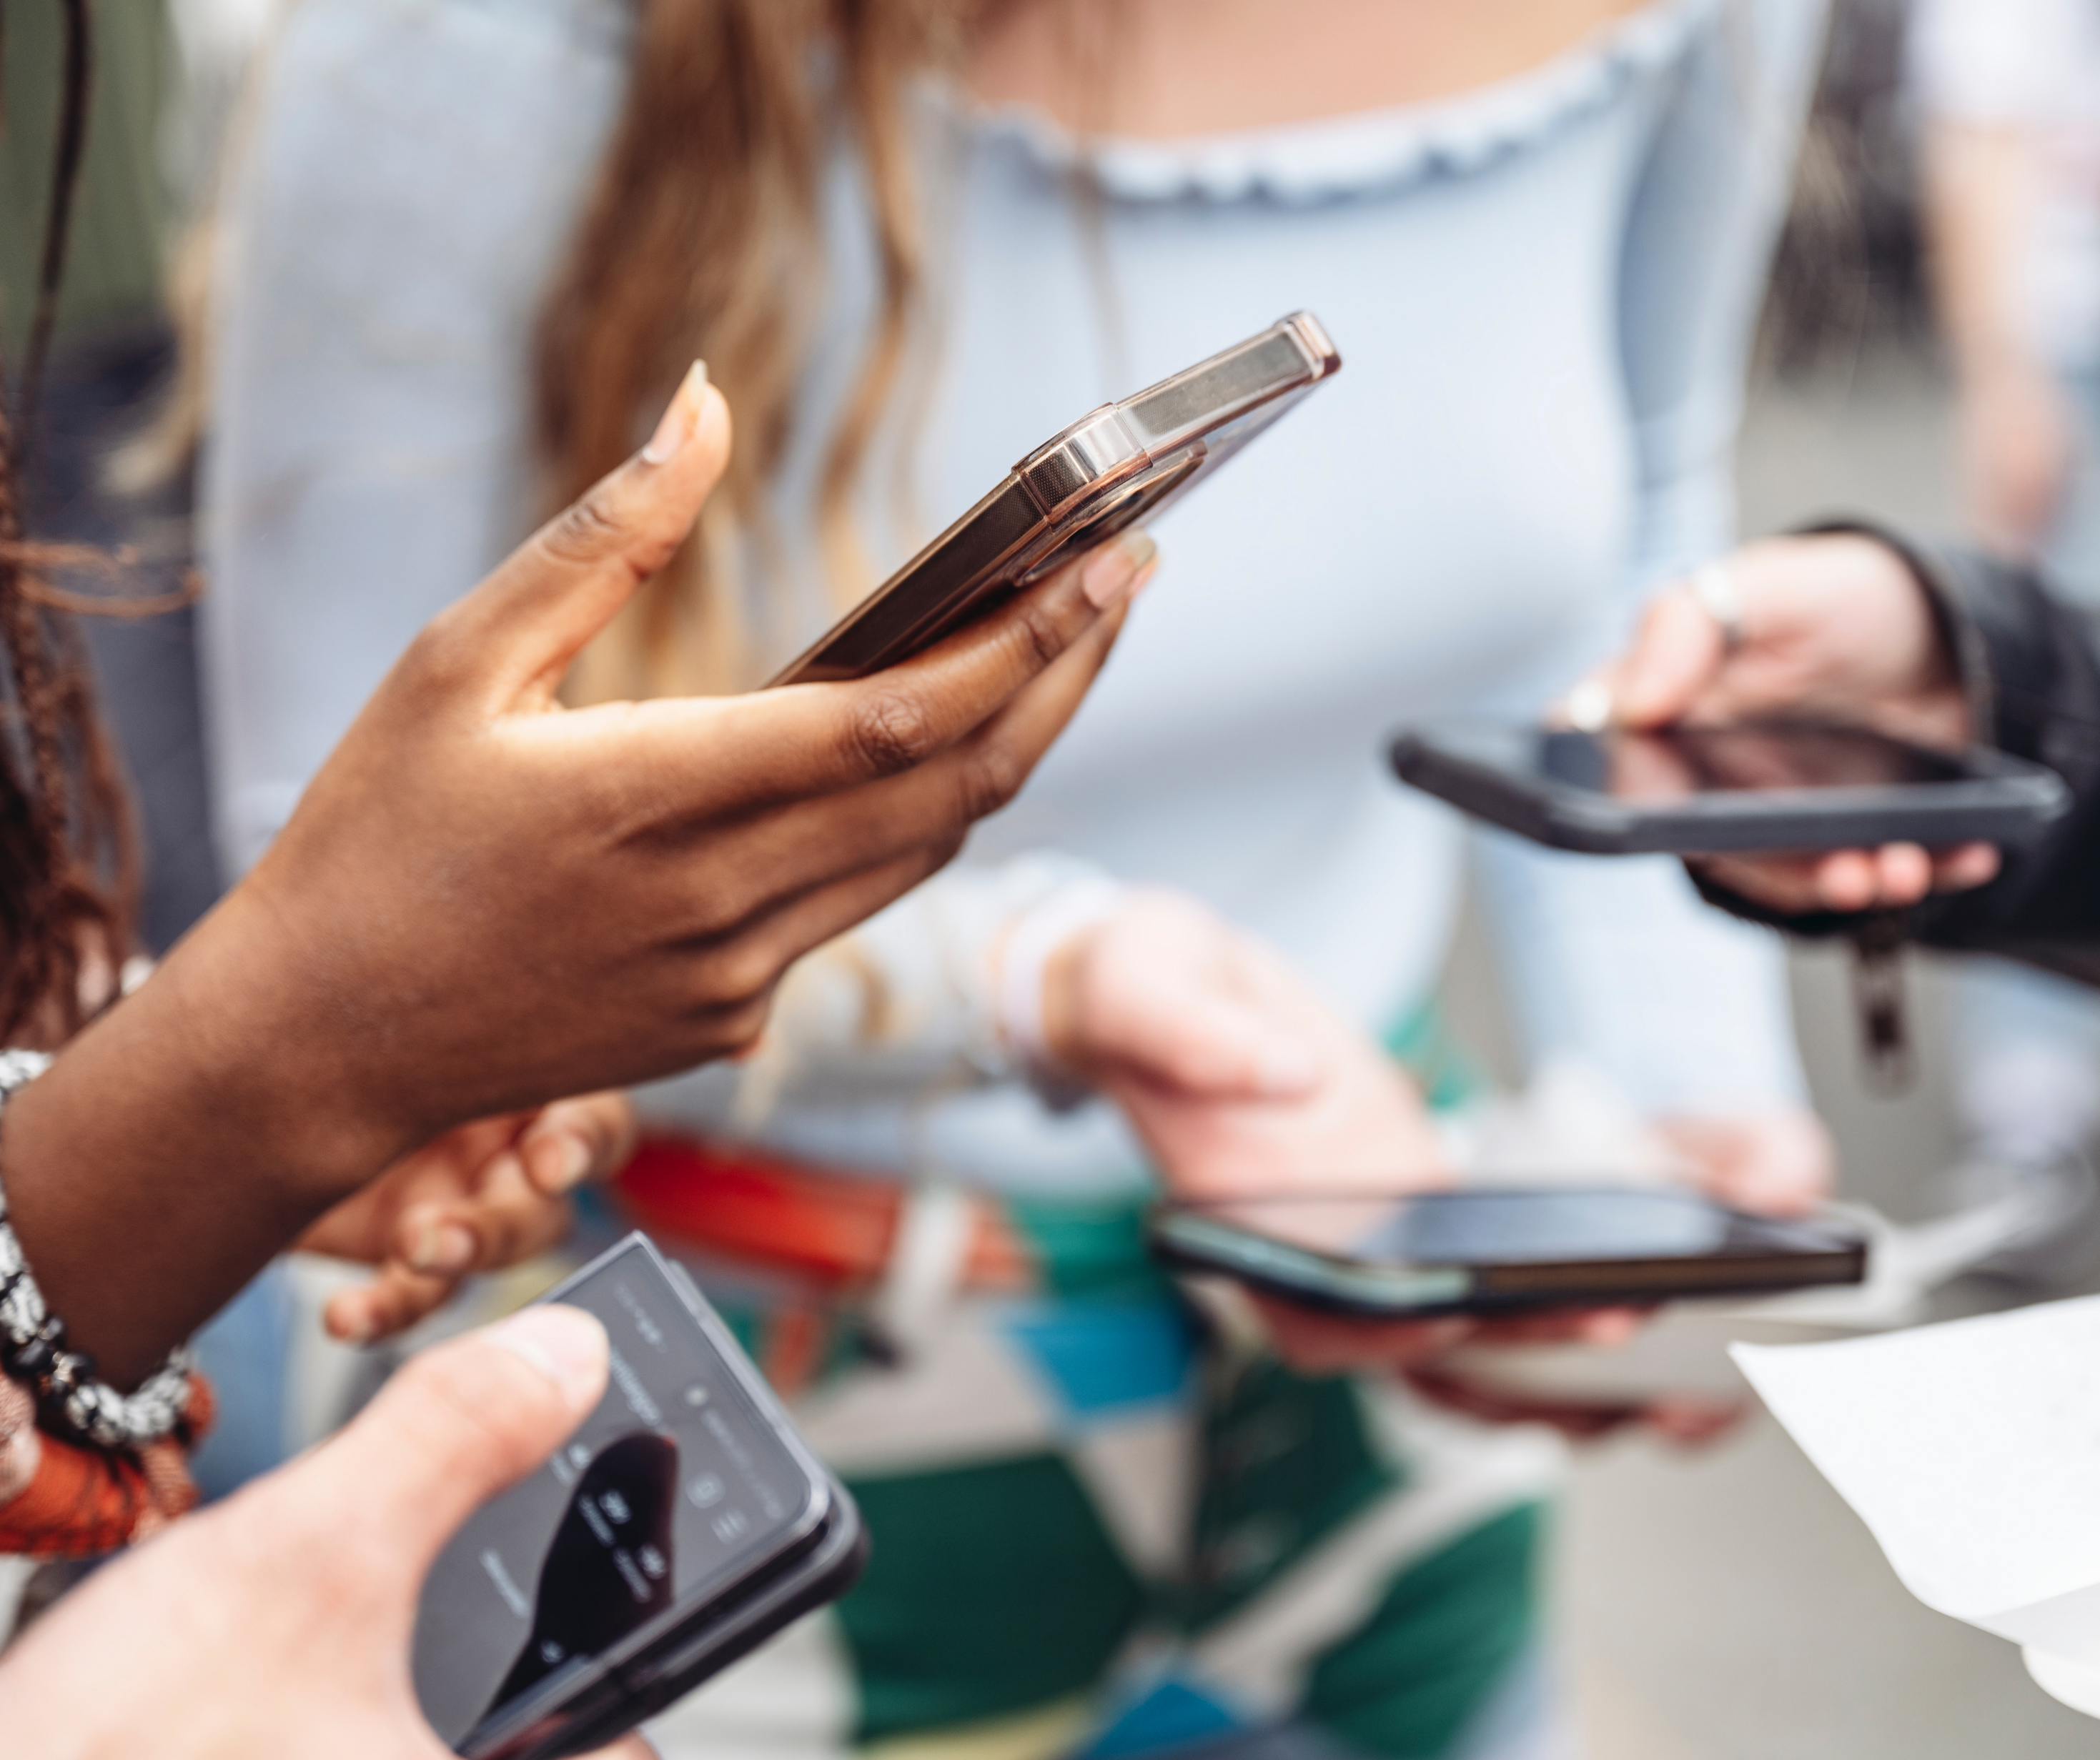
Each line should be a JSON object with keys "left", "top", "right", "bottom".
{"left": 1389, "top": 717, "right": 2070, "bottom": 855}
{"left": 1148, "top": 1188, "right": 1868, "bottom": 1319}
{"left": 766, "top": 312, "right": 1341, "bottom": 687}
{"left": 412, "top": 1234, "right": 866, "bottom": 1760}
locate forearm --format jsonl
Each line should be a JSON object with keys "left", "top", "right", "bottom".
{"left": 1922, "top": 119, "right": 2046, "bottom": 384}
{"left": 2, "top": 889, "right": 401, "bottom": 1387}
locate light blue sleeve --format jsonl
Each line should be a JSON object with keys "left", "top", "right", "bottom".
{"left": 199, "top": 0, "right": 630, "bottom": 874}
{"left": 1617, "top": 0, "right": 1831, "bottom": 593}
{"left": 1469, "top": 0, "right": 1830, "bottom": 1115}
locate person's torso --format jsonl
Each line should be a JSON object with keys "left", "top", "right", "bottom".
{"left": 711, "top": 9, "right": 1704, "bottom": 1186}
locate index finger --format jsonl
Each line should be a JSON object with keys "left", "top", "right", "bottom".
{"left": 781, "top": 530, "right": 1157, "bottom": 787}
{"left": 1467, "top": 1306, "right": 1648, "bottom": 1348}
{"left": 590, "top": 528, "right": 1158, "bottom": 815}
{"left": 1606, "top": 587, "right": 1731, "bottom": 730}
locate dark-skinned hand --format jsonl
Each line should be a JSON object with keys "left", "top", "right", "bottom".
{"left": 6, "top": 363, "right": 1152, "bottom": 1383}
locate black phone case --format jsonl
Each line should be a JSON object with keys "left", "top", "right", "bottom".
{"left": 1390, "top": 718, "right": 2071, "bottom": 855}
{"left": 447, "top": 1236, "right": 867, "bottom": 1760}
{"left": 501, "top": 1509, "right": 868, "bottom": 1760}
{"left": 1147, "top": 1201, "right": 1868, "bottom": 1321}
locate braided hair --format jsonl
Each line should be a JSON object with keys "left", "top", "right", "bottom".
{"left": 0, "top": 0, "right": 138, "bottom": 1043}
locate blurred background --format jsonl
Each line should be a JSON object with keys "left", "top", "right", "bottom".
{"left": 9, "top": 1, "right": 2100, "bottom": 1752}
{"left": 1442, "top": 1, "right": 2100, "bottom": 1751}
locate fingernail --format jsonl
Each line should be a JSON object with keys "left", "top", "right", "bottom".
{"left": 530, "top": 1132, "right": 595, "bottom": 1193}
{"left": 1564, "top": 677, "right": 1614, "bottom": 732}
{"left": 641, "top": 360, "right": 710, "bottom": 464}
{"left": 1081, "top": 530, "right": 1158, "bottom": 611}
{"left": 334, "top": 1306, "right": 376, "bottom": 1348}
{"left": 409, "top": 1220, "right": 477, "bottom": 1274}
{"left": 487, "top": 1306, "right": 608, "bottom": 1412}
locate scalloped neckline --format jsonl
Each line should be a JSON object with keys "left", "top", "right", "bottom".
{"left": 964, "top": 0, "right": 1713, "bottom": 204}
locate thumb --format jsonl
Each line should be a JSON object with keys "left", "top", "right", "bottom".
{"left": 438, "top": 362, "right": 731, "bottom": 711}
{"left": 298, "top": 1305, "right": 608, "bottom": 1581}
{"left": 1607, "top": 588, "right": 1729, "bottom": 729}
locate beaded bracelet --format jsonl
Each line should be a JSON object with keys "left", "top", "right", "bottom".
{"left": 0, "top": 1049, "right": 194, "bottom": 1451}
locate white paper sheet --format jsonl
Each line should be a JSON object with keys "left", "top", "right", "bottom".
{"left": 1733, "top": 1295, "right": 2100, "bottom": 1680}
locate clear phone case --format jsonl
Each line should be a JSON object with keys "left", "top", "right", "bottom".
{"left": 768, "top": 312, "right": 1340, "bottom": 686}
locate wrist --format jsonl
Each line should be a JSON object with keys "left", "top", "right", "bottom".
{"left": 0, "top": 888, "right": 410, "bottom": 1386}
{"left": 994, "top": 879, "right": 1126, "bottom": 1079}
{"left": 151, "top": 885, "right": 413, "bottom": 1196}
{"left": 1794, "top": 522, "right": 1972, "bottom": 721}
{"left": 1037, "top": 933, "right": 1094, "bottom": 1075}
{"left": 1859, "top": 535, "right": 1965, "bottom": 702}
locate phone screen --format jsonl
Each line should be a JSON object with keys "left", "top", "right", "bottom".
{"left": 1180, "top": 1188, "right": 1839, "bottom": 1268}
{"left": 1539, "top": 725, "right": 1968, "bottom": 801}
{"left": 412, "top": 1246, "right": 819, "bottom": 1749}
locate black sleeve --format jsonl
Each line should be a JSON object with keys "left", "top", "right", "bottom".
{"left": 1691, "top": 524, "right": 2100, "bottom": 985}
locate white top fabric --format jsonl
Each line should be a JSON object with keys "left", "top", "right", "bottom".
{"left": 204, "top": 0, "right": 1822, "bottom": 1195}
{"left": 1911, "top": 0, "right": 2100, "bottom": 369}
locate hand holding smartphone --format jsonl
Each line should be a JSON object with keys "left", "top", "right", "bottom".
{"left": 1149, "top": 1186, "right": 1867, "bottom": 1321}
{"left": 412, "top": 1236, "right": 863, "bottom": 1760}
{"left": 1516, "top": 534, "right": 2034, "bottom": 912}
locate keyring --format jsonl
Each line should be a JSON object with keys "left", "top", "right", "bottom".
{"left": 1689, "top": 561, "right": 1745, "bottom": 656}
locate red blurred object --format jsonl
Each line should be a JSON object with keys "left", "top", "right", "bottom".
{"left": 615, "top": 1138, "right": 1034, "bottom": 1296}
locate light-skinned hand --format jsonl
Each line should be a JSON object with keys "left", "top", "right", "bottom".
{"left": 1653, "top": 1108, "right": 1833, "bottom": 1218}
{"left": 1580, "top": 533, "right": 1999, "bottom": 916}
{"left": 0, "top": 1306, "right": 656, "bottom": 1760}
{"left": 295, "top": 1092, "right": 635, "bottom": 1343}
{"left": 1036, "top": 889, "right": 1644, "bottom": 1373}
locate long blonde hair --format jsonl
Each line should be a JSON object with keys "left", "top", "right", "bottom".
{"left": 537, "top": 0, "right": 970, "bottom": 698}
